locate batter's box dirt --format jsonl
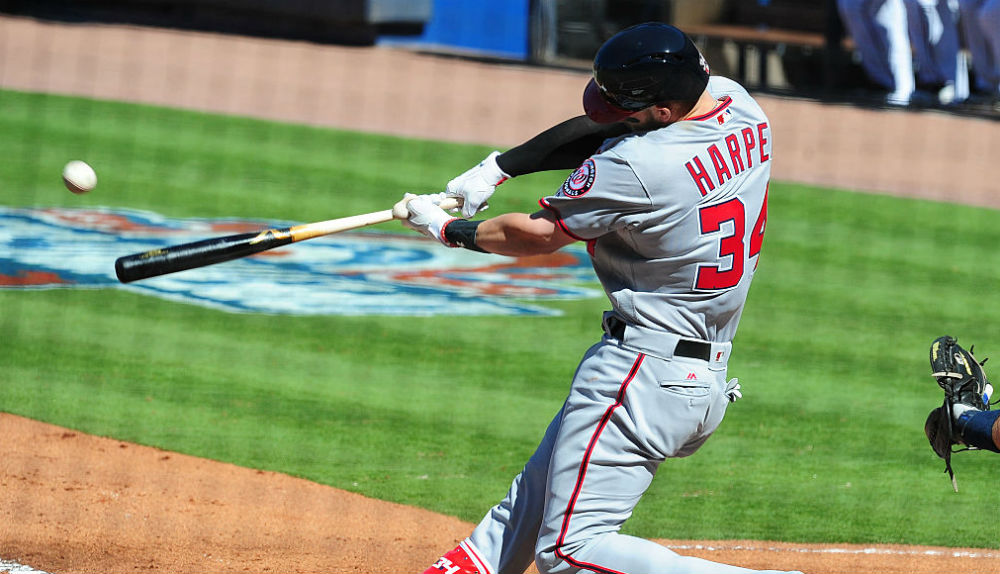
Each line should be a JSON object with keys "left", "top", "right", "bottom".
{"left": 1, "top": 414, "right": 997, "bottom": 574}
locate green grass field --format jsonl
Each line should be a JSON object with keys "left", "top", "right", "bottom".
{"left": 2, "top": 89, "right": 998, "bottom": 549}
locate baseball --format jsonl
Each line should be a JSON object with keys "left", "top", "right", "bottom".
{"left": 62, "top": 160, "right": 97, "bottom": 194}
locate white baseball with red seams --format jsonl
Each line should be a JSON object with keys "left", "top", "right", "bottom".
{"left": 62, "top": 160, "right": 97, "bottom": 194}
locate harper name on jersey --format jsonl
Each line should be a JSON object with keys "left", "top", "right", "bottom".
{"left": 684, "top": 114, "right": 770, "bottom": 196}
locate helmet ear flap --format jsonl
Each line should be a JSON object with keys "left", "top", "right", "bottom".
{"left": 582, "top": 78, "right": 639, "bottom": 124}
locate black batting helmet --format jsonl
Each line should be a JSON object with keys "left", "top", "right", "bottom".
{"left": 583, "top": 22, "right": 710, "bottom": 123}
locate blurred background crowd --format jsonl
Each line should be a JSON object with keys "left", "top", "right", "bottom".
{"left": 1, "top": 0, "right": 997, "bottom": 117}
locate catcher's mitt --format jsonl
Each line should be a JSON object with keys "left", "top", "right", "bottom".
{"left": 925, "top": 335, "right": 993, "bottom": 491}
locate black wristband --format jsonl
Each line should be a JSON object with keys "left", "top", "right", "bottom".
{"left": 443, "top": 219, "right": 487, "bottom": 252}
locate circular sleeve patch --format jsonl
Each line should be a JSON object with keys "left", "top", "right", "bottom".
{"left": 560, "top": 158, "right": 596, "bottom": 198}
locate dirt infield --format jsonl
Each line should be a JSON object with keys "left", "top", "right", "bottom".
{"left": 2, "top": 13, "right": 999, "bottom": 574}
{"left": 4, "top": 414, "right": 1000, "bottom": 574}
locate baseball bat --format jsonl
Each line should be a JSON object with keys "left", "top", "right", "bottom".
{"left": 115, "top": 197, "right": 461, "bottom": 283}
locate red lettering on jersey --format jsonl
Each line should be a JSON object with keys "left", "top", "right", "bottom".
{"left": 757, "top": 122, "right": 770, "bottom": 163}
{"left": 741, "top": 127, "right": 756, "bottom": 168}
{"left": 687, "top": 122, "right": 768, "bottom": 197}
{"left": 685, "top": 156, "right": 715, "bottom": 196}
{"left": 708, "top": 144, "right": 733, "bottom": 185}
{"left": 725, "top": 133, "right": 745, "bottom": 174}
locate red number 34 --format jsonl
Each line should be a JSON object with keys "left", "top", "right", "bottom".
{"left": 694, "top": 188, "right": 767, "bottom": 291}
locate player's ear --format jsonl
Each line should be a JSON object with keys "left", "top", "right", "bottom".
{"left": 653, "top": 105, "right": 673, "bottom": 124}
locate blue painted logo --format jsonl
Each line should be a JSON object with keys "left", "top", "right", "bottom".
{"left": 0, "top": 207, "right": 600, "bottom": 316}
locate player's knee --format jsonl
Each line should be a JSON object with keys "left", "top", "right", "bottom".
{"left": 534, "top": 541, "right": 583, "bottom": 574}
{"left": 534, "top": 548, "right": 560, "bottom": 574}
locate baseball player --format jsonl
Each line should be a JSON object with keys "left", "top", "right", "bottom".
{"left": 903, "top": 0, "right": 967, "bottom": 104}
{"left": 838, "top": 0, "right": 916, "bottom": 105}
{"left": 398, "top": 23, "right": 800, "bottom": 574}
{"left": 957, "top": 0, "right": 1000, "bottom": 104}
{"left": 925, "top": 336, "right": 999, "bottom": 491}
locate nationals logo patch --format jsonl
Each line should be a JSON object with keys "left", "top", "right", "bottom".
{"left": 0, "top": 206, "right": 601, "bottom": 316}
{"left": 561, "top": 158, "right": 596, "bottom": 198}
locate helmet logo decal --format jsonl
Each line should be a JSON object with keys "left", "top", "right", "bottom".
{"left": 699, "top": 52, "right": 710, "bottom": 75}
{"left": 561, "top": 159, "right": 597, "bottom": 198}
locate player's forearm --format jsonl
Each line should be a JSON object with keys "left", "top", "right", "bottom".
{"left": 496, "top": 115, "right": 628, "bottom": 176}
{"left": 473, "top": 211, "right": 575, "bottom": 257}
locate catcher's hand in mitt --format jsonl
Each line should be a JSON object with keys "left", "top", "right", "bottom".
{"left": 925, "top": 335, "right": 993, "bottom": 491}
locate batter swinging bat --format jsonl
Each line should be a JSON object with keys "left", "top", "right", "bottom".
{"left": 114, "top": 196, "right": 461, "bottom": 283}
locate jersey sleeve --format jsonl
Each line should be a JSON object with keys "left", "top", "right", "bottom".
{"left": 539, "top": 151, "right": 652, "bottom": 241}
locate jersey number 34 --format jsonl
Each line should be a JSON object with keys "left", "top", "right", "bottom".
{"left": 695, "top": 188, "right": 767, "bottom": 291}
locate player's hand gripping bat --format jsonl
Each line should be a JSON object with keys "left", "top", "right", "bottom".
{"left": 114, "top": 197, "right": 461, "bottom": 283}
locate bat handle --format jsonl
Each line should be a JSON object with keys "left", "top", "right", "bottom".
{"left": 438, "top": 196, "right": 462, "bottom": 212}
{"left": 392, "top": 195, "right": 463, "bottom": 220}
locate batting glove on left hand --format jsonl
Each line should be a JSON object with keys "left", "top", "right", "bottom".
{"left": 394, "top": 193, "right": 458, "bottom": 247}
{"left": 446, "top": 151, "right": 510, "bottom": 219}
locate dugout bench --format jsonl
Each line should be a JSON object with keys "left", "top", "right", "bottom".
{"left": 676, "top": 0, "right": 852, "bottom": 92}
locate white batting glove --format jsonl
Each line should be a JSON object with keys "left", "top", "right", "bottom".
{"left": 445, "top": 151, "right": 510, "bottom": 219}
{"left": 394, "top": 193, "right": 458, "bottom": 246}
{"left": 725, "top": 378, "right": 742, "bottom": 403}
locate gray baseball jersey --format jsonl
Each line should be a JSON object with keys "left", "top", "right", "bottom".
{"left": 442, "top": 77, "right": 794, "bottom": 574}
{"left": 541, "top": 76, "right": 770, "bottom": 346}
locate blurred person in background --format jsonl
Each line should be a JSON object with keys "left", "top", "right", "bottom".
{"left": 903, "top": 0, "right": 968, "bottom": 105}
{"left": 838, "top": 0, "right": 916, "bottom": 105}
{"left": 957, "top": 0, "right": 1000, "bottom": 106}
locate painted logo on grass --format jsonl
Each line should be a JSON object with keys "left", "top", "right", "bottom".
{"left": 0, "top": 207, "right": 600, "bottom": 316}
